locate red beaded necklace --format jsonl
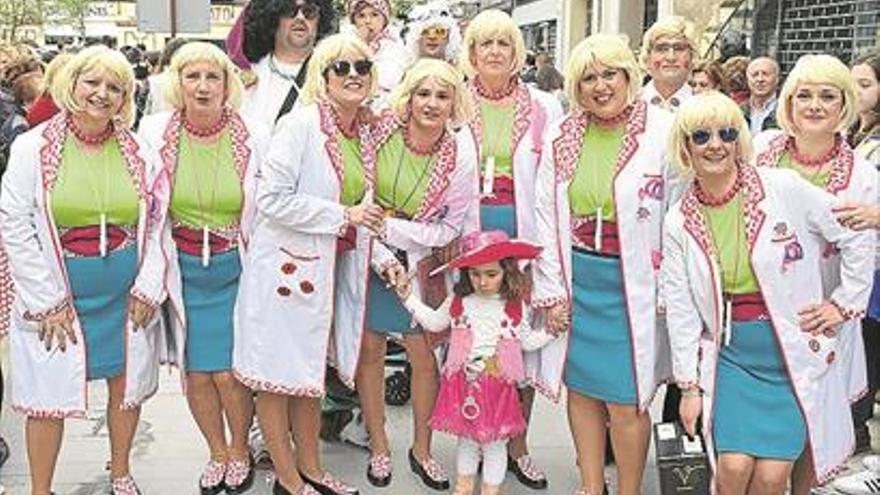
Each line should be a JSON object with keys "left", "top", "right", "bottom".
{"left": 591, "top": 104, "right": 632, "bottom": 128}
{"left": 183, "top": 110, "right": 229, "bottom": 138}
{"left": 788, "top": 135, "right": 840, "bottom": 167}
{"left": 403, "top": 123, "right": 443, "bottom": 156}
{"left": 68, "top": 118, "right": 114, "bottom": 145}
{"left": 474, "top": 77, "right": 517, "bottom": 101}
{"left": 695, "top": 169, "right": 742, "bottom": 207}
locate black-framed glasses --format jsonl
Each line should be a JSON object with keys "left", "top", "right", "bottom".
{"left": 325, "top": 59, "right": 373, "bottom": 78}
{"left": 281, "top": 2, "right": 320, "bottom": 20}
{"left": 690, "top": 127, "right": 739, "bottom": 146}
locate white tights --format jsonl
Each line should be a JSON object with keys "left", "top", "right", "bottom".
{"left": 456, "top": 438, "right": 508, "bottom": 485}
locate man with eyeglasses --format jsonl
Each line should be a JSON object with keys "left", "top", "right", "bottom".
{"left": 639, "top": 16, "right": 696, "bottom": 113}
{"left": 237, "top": 0, "right": 335, "bottom": 127}
{"left": 742, "top": 56, "right": 780, "bottom": 135}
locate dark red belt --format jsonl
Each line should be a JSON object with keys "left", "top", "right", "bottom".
{"left": 572, "top": 218, "right": 620, "bottom": 256}
{"left": 172, "top": 226, "right": 235, "bottom": 256}
{"left": 481, "top": 176, "right": 515, "bottom": 206}
{"left": 59, "top": 225, "right": 129, "bottom": 256}
{"left": 727, "top": 292, "right": 769, "bottom": 322}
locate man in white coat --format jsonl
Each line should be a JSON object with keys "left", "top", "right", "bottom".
{"left": 639, "top": 16, "right": 695, "bottom": 114}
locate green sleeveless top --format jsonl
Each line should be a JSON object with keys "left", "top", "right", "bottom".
{"left": 480, "top": 102, "right": 515, "bottom": 178}
{"left": 338, "top": 132, "right": 366, "bottom": 207}
{"left": 778, "top": 152, "right": 830, "bottom": 189}
{"left": 704, "top": 196, "right": 759, "bottom": 294}
{"left": 375, "top": 130, "right": 435, "bottom": 218}
{"left": 568, "top": 124, "right": 625, "bottom": 220}
{"left": 51, "top": 136, "right": 139, "bottom": 228}
{"left": 170, "top": 131, "right": 242, "bottom": 229}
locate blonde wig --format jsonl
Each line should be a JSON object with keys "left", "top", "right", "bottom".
{"left": 164, "top": 41, "right": 244, "bottom": 111}
{"left": 459, "top": 9, "right": 526, "bottom": 78}
{"left": 52, "top": 45, "right": 136, "bottom": 128}
{"left": 388, "top": 58, "right": 473, "bottom": 128}
{"left": 777, "top": 54, "right": 858, "bottom": 135}
{"left": 41, "top": 52, "right": 73, "bottom": 94}
{"left": 638, "top": 16, "right": 697, "bottom": 71}
{"left": 299, "top": 33, "right": 378, "bottom": 106}
{"left": 565, "top": 34, "right": 642, "bottom": 112}
{"left": 668, "top": 91, "right": 753, "bottom": 177}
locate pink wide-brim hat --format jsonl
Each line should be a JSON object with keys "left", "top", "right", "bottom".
{"left": 447, "top": 230, "right": 542, "bottom": 271}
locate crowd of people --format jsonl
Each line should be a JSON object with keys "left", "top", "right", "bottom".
{"left": 0, "top": 1, "right": 878, "bottom": 495}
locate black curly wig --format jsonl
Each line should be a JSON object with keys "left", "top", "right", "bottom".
{"left": 243, "top": 0, "right": 337, "bottom": 63}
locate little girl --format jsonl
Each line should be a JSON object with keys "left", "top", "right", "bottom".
{"left": 395, "top": 230, "right": 561, "bottom": 495}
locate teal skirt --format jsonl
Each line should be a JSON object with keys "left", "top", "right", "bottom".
{"left": 480, "top": 204, "right": 517, "bottom": 237}
{"left": 65, "top": 245, "right": 138, "bottom": 380}
{"left": 367, "top": 271, "right": 415, "bottom": 334}
{"left": 713, "top": 320, "right": 807, "bottom": 460}
{"left": 179, "top": 249, "right": 241, "bottom": 372}
{"left": 565, "top": 249, "right": 636, "bottom": 404}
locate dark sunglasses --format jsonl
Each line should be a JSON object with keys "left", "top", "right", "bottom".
{"left": 281, "top": 2, "right": 320, "bottom": 20}
{"left": 690, "top": 127, "right": 739, "bottom": 146}
{"left": 325, "top": 59, "right": 373, "bottom": 78}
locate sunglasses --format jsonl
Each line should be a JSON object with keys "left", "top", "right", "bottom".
{"left": 325, "top": 59, "right": 373, "bottom": 78}
{"left": 281, "top": 2, "right": 320, "bottom": 20}
{"left": 689, "top": 127, "right": 739, "bottom": 146}
{"left": 422, "top": 26, "right": 449, "bottom": 38}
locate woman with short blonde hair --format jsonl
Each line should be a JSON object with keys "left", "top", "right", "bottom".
{"left": 532, "top": 33, "right": 676, "bottom": 495}
{"left": 753, "top": 53, "right": 876, "bottom": 495}
{"left": 0, "top": 44, "right": 166, "bottom": 495}
{"left": 665, "top": 91, "right": 872, "bottom": 494}
{"left": 458, "top": 8, "right": 564, "bottom": 489}
{"left": 138, "top": 41, "right": 268, "bottom": 495}
{"left": 234, "top": 33, "right": 381, "bottom": 495}
{"left": 355, "top": 57, "right": 478, "bottom": 491}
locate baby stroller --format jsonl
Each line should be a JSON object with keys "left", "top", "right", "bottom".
{"left": 384, "top": 340, "right": 412, "bottom": 406}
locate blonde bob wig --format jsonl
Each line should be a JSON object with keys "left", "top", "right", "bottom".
{"left": 776, "top": 54, "right": 857, "bottom": 136}
{"left": 668, "top": 91, "right": 753, "bottom": 177}
{"left": 164, "top": 41, "right": 244, "bottom": 111}
{"left": 52, "top": 45, "right": 136, "bottom": 128}
{"left": 388, "top": 58, "right": 473, "bottom": 128}
{"left": 565, "top": 34, "right": 642, "bottom": 112}
{"left": 299, "top": 34, "right": 378, "bottom": 106}
{"left": 638, "top": 16, "right": 697, "bottom": 71}
{"left": 459, "top": 9, "right": 526, "bottom": 78}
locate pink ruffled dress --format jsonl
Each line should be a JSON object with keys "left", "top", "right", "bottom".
{"left": 404, "top": 293, "right": 554, "bottom": 444}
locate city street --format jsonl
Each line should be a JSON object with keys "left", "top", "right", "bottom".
{"left": 0, "top": 356, "right": 665, "bottom": 494}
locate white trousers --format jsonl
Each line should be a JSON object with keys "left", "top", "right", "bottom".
{"left": 456, "top": 438, "right": 508, "bottom": 485}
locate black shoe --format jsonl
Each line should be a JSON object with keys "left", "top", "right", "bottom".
{"left": 0, "top": 437, "right": 9, "bottom": 468}
{"left": 199, "top": 483, "right": 225, "bottom": 495}
{"left": 507, "top": 455, "right": 549, "bottom": 490}
{"left": 273, "top": 479, "right": 294, "bottom": 495}
{"left": 300, "top": 471, "right": 359, "bottom": 495}
{"left": 408, "top": 449, "right": 450, "bottom": 491}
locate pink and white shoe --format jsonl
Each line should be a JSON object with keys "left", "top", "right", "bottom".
{"left": 110, "top": 475, "right": 141, "bottom": 495}
{"left": 199, "top": 460, "right": 226, "bottom": 495}
{"left": 508, "top": 454, "right": 548, "bottom": 489}
{"left": 225, "top": 456, "right": 255, "bottom": 494}
{"left": 367, "top": 453, "right": 392, "bottom": 487}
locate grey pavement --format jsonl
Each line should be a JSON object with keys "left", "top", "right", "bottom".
{"left": 0, "top": 352, "right": 673, "bottom": 495}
